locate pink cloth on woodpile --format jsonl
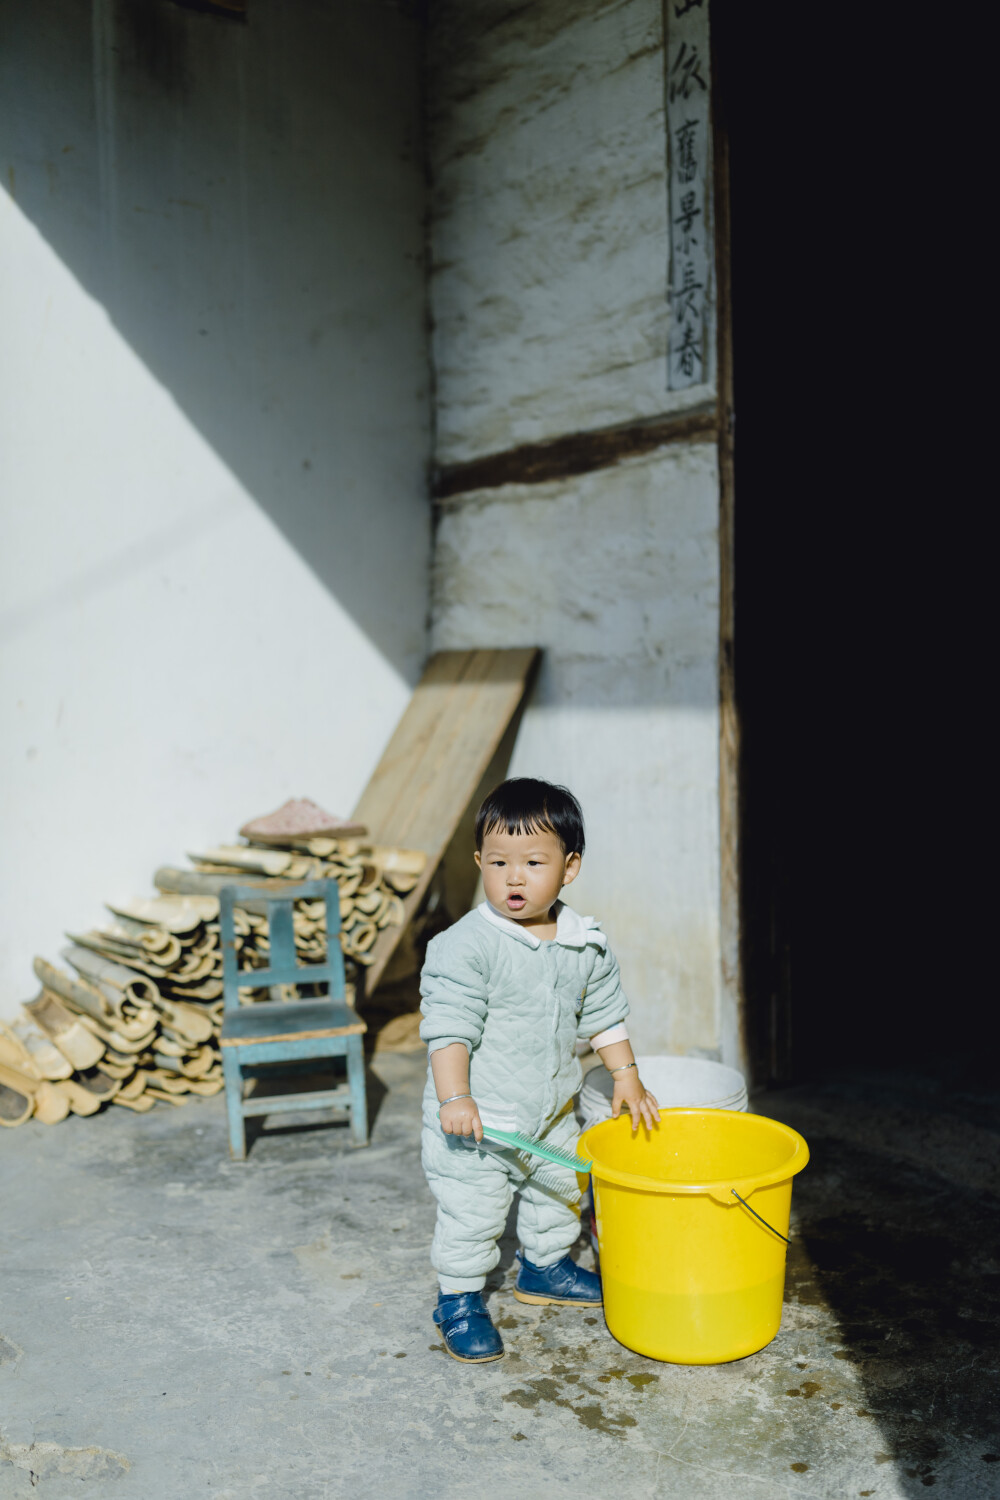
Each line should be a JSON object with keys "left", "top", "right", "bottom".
{"left": 239, "top": 799, "right": 368, "bottom": 841}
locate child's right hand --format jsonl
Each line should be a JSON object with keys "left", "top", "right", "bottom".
{"left": 439, "top": 1097, "right": 484, "bottom": 1142}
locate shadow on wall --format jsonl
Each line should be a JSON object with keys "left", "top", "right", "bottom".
{"left": 1, "top": 0, "right": 431, "bottom": 675}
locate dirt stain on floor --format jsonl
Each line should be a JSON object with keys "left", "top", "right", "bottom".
{"left": 785, "top": 1381, "right": 822, "bottom": 1398}
{"left": 502, "top": 1378, "right": 637, "bottom": 1437}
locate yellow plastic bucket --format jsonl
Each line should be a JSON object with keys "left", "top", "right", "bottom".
{"left": 581, "top": 1108, "right": 809, "bottom": 1364}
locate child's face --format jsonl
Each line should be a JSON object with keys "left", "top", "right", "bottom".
{"left": 475, "top": 826, "right": 581, "bottom": 923}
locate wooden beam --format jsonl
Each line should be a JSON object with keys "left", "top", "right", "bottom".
{"left": 433, "top": 406, "right": 718, "bottom": 501}
{"left": 711, "top": 14, "right": 752, "bottom": 1083}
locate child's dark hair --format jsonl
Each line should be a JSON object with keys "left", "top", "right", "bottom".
{"left": 475, "top": 778, "right": 586, "bottom": 856}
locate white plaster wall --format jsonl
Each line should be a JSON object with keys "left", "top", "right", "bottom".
{"left": 428, "top": 0, "right": 731, "bottom": 1061}
{"left": 428, "top": 0, "right": 715, "bottom": 465}
{"left": 0, "top": 0, "right": 431, "bottom": 1015}
{"left": 432, "top": 445, "right": 724, "bottom": 1058}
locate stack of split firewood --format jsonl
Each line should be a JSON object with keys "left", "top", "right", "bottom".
{"left": 156, "top": 796, "right": 425, "bottom": 971}
{"left": 0, "top": 801, "right": 427, "bottom": 1129}
{"left": 0, "top": 929, "right": 221, "bottom": 1127}
{"left": 152, "top": 836, "right": 423, "bottom": 973}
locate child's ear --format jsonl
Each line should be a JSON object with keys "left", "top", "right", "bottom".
{"left": 561, "top": 851, "right": 582, "bottom": 886}
{"left": 474, "top": 850, "right": 482, "bottom": 871}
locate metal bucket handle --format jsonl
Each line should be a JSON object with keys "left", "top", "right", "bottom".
{"left": 731, "top": 1187, "right": 791, "bottom": 1244}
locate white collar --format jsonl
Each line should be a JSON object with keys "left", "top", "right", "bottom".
{"left": 478, "top": 899, "right": 607, "bottom": 951}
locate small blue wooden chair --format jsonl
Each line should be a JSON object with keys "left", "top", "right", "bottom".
{"left": 218, "top": 878, "right": 367, "bottom": 1159}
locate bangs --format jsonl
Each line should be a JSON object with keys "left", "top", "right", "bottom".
{"left": 478, "top": 809, "right": 559, "bottom": 843}
{"left": 474, "top": 777, "right": 585, "bottom": 856}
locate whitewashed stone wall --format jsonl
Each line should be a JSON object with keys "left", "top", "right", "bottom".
{"left": 433, "top": 445, "right": 724, "bottom": 1058}
{"left": 428, "top": 0, "right": 734, "bottom": 1062}
{"left": 0, "top": 0, "right": 430, "bottom": 1015}
{"left": 427, "top": 0, "right": 715, "bottom": 464}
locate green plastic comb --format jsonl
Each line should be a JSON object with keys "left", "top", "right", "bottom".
{"left": 480, "top": 1126, "right": 592, "bottom": 1174}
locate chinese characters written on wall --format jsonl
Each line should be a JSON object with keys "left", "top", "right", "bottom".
{"left": 666, "top": 0, "right": 711, "bottom": 390}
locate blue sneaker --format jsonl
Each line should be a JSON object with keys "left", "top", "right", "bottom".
{"left": 513, "top": 1251, "right": 603, "bottom": 1307}
{"left": 433, "top": 1291, "right": 505, "bottom": 1363}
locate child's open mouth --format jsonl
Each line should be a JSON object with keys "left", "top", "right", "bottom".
{"left": 506, "top": 894, "right": 526, "bottom": 911}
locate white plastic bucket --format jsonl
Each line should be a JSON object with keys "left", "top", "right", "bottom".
{"left": 579, "top": 1055, "right": 748, "bottom": 1131}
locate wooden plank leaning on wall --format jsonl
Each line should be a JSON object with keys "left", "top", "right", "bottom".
{"left": 352, "top": 647, "right": 540, "bottom": 993}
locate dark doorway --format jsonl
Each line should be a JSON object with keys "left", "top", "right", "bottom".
{"left": 711, "top": 4, "right": 954, "bottom": 1085}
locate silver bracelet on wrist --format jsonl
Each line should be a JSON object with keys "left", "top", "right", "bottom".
{"left": 437, "top": 1092, "right": 473, "bottom": 1113}
{"left": 610, "top": 1063, "right": 637, "bottom": 1075}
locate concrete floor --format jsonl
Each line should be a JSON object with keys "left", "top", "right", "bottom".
{"left": 1, "top": 1053, "right": 997, "bottom": 1500}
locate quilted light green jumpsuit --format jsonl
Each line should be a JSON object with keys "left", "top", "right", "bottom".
{"left": 419, "top": 901, "right": 629, "bottom": 1292}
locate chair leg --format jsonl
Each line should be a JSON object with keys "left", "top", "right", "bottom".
{"left": 221, "top": 1050, "right": 247, "bottom": 1160}
{"left": 346, "top": 1035, "right": 368, "bottom": 1147}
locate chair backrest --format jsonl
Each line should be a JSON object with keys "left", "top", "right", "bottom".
{"left": 219, "top": 879, "right": 345, "bottom": 1013}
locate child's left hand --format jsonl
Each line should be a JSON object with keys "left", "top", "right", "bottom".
{"left": 611, "top": 1072, "right": 660, "bottom": 1133}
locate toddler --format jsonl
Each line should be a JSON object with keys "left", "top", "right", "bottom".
{"left": 419, "top": 777, "right": 659, "bottom": 1363}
